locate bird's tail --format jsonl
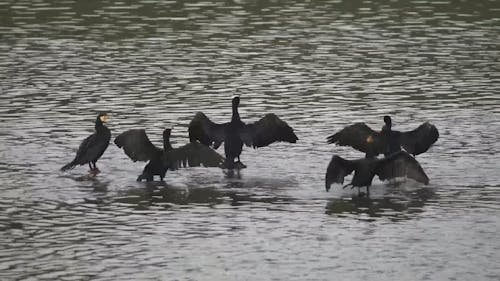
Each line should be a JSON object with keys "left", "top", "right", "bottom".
{"left": 60, "top": 160, "right": 77, "bottom": 171}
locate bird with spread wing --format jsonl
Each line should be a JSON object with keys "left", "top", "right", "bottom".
{"left": 188, "top": 96, "right": 298, "bottom": 169}
{"left": 327, "top": 116, "right": 439, "bottom": 158}
{"left": 325, "top": 151, "right": 429, "bottom": 196}
{"left": 114, "top": 128, "right": 224, "bottom": 181}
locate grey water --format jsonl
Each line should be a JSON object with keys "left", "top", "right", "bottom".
{"left": 1, "top": 0, "right": 499, "bottom": 280}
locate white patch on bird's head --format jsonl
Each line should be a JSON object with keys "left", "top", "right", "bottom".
{"left": 99, "top": 113, "right": 108, "bottom": 122}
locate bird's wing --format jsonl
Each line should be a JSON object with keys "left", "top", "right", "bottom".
{"left": 375, "top": 151, "right": 429, "bottom": 184}
{"left": 239, "top": 113, "right": 298, "bottom": 148}
{"left": 326, "top": 123, "right": 383, "bottom": 154}
{"left": 73, "top": 133, "right": 98, "bottom": 163}
{"left": 325, "top": 155, "right": 356, "bottom": 191}
{"left": 399, "top": 122, "right": 439, "bottom": 155}
{"left": 188, "top": 112, "right": 227, "bottom": 149}
{"left": 164, "top": 142, "right": 225, "bottom": 170}
{"left": 114, "top": 129, "right": 160, "bottom": 162}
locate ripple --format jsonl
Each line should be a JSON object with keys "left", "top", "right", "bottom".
{"left": 1, "top": 0, "right": 499, "bottom": 280}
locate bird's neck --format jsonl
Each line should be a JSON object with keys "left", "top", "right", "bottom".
{"left": 231, "top": 104, "right": 240, "bottom": 122}
{"left": 95, "top": 118, "right": 107, "bottom": 132}
{"left": 163, "top": 139, "right": 173, "bottom": 151}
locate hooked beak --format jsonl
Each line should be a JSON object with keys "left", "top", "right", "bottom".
{"left": 99, "top": 114, "right": 109, "bottom": 122}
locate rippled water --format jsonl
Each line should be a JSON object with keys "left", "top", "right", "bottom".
{"left": 1, "top": 0, "right": 499, "bottom": 280}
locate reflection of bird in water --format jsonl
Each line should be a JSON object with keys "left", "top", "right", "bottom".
{"left": 223, "top": 168, "right": 242, "bottom": 179}
{"left": 325, "top": 151, "right": 429, "bottom": 196}
{"left": 114, "top": 128, "right": 224, "bottom": 181}
{"left": 327, "top": 115, "right": 439, "bottom": 158}
{"left": 188, "top": 96, "right": 298, "bottom": 169}
{"left": 325, "top": 186, "right": 435, "bottom": 219}
{"left": 61, "top": 113, "right": 111, "bottom": 174}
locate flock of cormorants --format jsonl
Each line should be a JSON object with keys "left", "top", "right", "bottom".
{"left": 61, "top": 96, "right": 439, "bottom": 196}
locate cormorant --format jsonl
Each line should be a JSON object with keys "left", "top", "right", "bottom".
{"left": 114, "top": 128, "right": 224, "bottom": 181}
{"left": 327, "top": 115, "right": 439, "bottom": 157}
{"left": 325, "top": 151, "right": 429, "bottom": 196}
{"left": 188, "top": 96, "right": 298, "bottom": 169}
{"left": 61, "top": 113, "right": 111, "bottom": 173}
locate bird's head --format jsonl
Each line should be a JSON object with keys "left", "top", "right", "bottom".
{"left": 98, "top": 112, "right": 109, "bottom": 122}
{"left": 232, "top": 96, "right": 240, "bottom": 107}
{"left": 383, "top": 115, "right": 392, "bottom": 127}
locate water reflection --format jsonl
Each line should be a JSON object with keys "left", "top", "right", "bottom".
{"left": 61, "top": 173, "right": 111, "bottom": 192}
{"left": 114, "top": 184, "right": 222, "bottom": 207}
{"left": 325, "top": 185, "right": 436, "bottom": 221}
{"left": 103, "top": 175, "right": 299, "bottom": 210}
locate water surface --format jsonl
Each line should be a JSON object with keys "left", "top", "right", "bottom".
{"left": 1, "top": 0, "right": 499, "bottom": 280}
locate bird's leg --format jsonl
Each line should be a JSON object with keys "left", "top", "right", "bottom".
{"left": 88, "top": 162, "right": 100, "bottom": 176}
{"left": 366, "top": 186, "right": 370, "bottom": 197}
{"left": 92, "top": 162, "right": 100, "bottom": 173}
{"left": 224, "top": 158, "right": 236, "bottom": 170}
{"left": 160, "top": 169, "right": 167, "bottom": 182}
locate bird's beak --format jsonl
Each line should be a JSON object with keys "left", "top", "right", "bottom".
{"left": 100, "top": 115, "right": 108, "bottom": 122}
{"left": 366, "top": 135, "right": 374, "bottom": 143}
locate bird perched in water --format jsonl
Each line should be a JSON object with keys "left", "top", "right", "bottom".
{"left": 327, "top": 116, "right": 439, "bottom": 158}
{"left": 61, "top": 112, "right": 111, "bottom": 173}
{"left": 325, "top": 151, "right": 429, "bottom": 196}
{"left": 114, "top": 128, "right": 225, "bottom": 181}
{"left": 188, "top": 96, "right": 298, "bottom": 169}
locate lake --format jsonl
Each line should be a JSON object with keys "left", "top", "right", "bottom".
{"left": 0, "top": 0, "right": 499, "bottom": 280}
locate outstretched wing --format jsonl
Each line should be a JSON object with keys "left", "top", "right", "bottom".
{"left": 400, "top": 122, "right": 439, "bottom": 155}
{"left": 239, "top": 113, "right": 298, "bottom": 148}
{"left": 188, "top": 112, "right": 227, "bottom": 149}
{"left": 376, "top": 151, "right": 429, "bottom": 184}
{"left": 326, "top": 123, "right": 383, "bottom": 155}
{"left": 164, "top": 142, "right": 225, "bottom": 170}
{"left": 325, "top": 155, "right": 356, "bottom": 191}
{"left": 114, "top": 129, "right": 161, "bottom": 162}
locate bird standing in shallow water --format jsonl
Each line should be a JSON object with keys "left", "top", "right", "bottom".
{"left": 327, "top": 115, "right": 439, "bottom": 158}
{"left": 188, "top": 96, "right": 298, "bottom": 169}
{"left": 114, "top": 128, "right": 225, "bottom": 181}
{"left": 325, "top": 151, "right": 429, "bottom": 196}
{"left": 61, "top": 113, "right": 111, "bottom": 174}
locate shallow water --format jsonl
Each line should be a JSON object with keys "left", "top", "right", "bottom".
{"left": 1, "top": 0, "right": 500, "bottom": 280}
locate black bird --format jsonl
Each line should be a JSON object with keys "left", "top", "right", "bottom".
{"left": 327, "top": 116, "right": 439, "bottom": 158}
{"left": 114, "top": 128, "right": 225, "bottom": 181}
{"left": 61, "top": 113, "right": 111, "bottom": 173}
{"left": 188, "top": 96, "right": 298, "bottom": 169}
{"left": 325, "top": 151, "right": 429, "bottom": 196}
